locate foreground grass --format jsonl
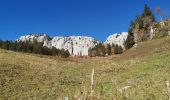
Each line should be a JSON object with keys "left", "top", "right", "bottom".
{"left": 1, "top": 37, "right": 170, "bottom": 99}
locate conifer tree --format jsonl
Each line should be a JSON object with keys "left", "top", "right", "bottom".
{"left": 88, "top": 43, "right": 106, "bottom": 57}
{"left": 107, "top": 44, "right": 112, "bottom": 55}
{"left": 0, "top": 40, "right": 70, "bottom": 58}
{"left": 114, "top": 45, "right": 119, "bottom": 54}
{"left": 142, "top": 4, "right": 155, "bottom": 22}
{"left": 118, "top": 46, "right": 123, "bottom": 54}
{"left": 124, "top": 25, "right": 135, "bottom": 49}
{"left": 124, "top": 4, "right": 155, "bottom": 49}
{"left": 0, "top": 39, "right": 2, "bottom": 48}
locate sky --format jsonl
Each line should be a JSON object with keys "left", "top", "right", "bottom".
{"left": 0, "top": 0, "right": 169, "bottom": 41}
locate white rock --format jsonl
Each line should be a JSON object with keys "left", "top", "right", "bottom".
{"left": 17, "top": 34, "right": 100, "bottom": 56}
{"left": 17, "top": 32, "right": 128, "bottom": 56}
{"left": 50, "top": 36, "right": 100, "bottom": 56}
{"left": 17, "top": 34, "right": 50, "bottom": 43}
{"left": 104, "top": 32, "right": 128, "bottom": 48}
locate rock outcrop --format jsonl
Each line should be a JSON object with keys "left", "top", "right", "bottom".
{"left": 17, "top": 34, "right": 100, "bottom": 56}
{"left": 104, "top": 32, "right": 128, "bottom": 48}
{"left": 17, "top": 32, "right": 128, "bottom": 56}
{"left": 17, "top": 34, "right": 51, "bottom": 43}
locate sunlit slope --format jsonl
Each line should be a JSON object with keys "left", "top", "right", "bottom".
{"left": 1, "top": 36, "right": 170, "bottom": 99}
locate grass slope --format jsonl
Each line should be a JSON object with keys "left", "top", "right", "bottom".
{"left": 1, "top": 36, "right": 170, "bottom": 100}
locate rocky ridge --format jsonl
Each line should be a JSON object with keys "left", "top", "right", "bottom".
{"left": 17, "top": 32, "right": 128, "bottom": 56}
{"left": 104, "top": 32, "right": 128, "bottom": 48}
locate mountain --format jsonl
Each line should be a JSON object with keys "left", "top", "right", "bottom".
{"left": 17, "top": 34, "right": 100, "bottom": 56}
{"left": 104, "top": 32, "right": 128, "bottom": 48}
{"left": 17, "top": 32, "right": 128, "bottom": 56}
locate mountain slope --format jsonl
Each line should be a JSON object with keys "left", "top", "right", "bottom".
{"left": 1, "top": 36, "right": 170, "bottom": 99}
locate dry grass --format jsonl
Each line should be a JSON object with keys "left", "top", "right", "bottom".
{"left": 1, "top": 36, "right": 170, "bottom": 99}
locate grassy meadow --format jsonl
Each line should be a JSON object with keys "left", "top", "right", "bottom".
{"left": 1, "top": 36, "right": 170, "bottom": 99}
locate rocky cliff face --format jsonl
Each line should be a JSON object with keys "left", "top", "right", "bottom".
{"left": 104, "top": 32, "right": 128, "bottom": 48}
{"left": 152, "top": 19, "right": 170, "bottom": 38}
{"left": 17, "top": 34, "right": 100, "bottom": 56}
{"left": 17, "top": 34, "right": 51, "bottom": 43}
{"left": 17, "top": 32, "right": 128, "bottom": 56}
{"left": 49, "top": 36, "right": 100, "bottom": 56}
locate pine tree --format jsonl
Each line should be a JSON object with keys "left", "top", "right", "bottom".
{"left": 61, "top": 49, "right": 70, "bottom": 58}
{"left": 51, "top": 47, "right": 57, "bottom": 56}
{"left": 107, "top": 44, "right": 112, "bottom": 55}
{"left": 124, "top": 27, "right": 135, "bottom": 49}
{"left": 114, "top": 45, "right": 119, "bottom": 54}
{"left": 142, "top": 4, "right": 155, "bottom": 22}
{"left": 0, "top": 39, "right": 3, "bottom": 48}
{"left": 0, "top": 40, "right": 70, "bottom": 57}
{"left": 12, "top": 41, "right": 18, "bottom": 51}
{"left": 124, "top": 4, "right": 155, "bottom": 50}
{"left": 4, "top": 40, "right": 10, "bottom": 50}
{"left": 118, "top": 46, "right": 123, "bottom": 54}
{"left": 88, "top": 43, "right": 106, "bottom": 57}
{"left": 114, "top": 45, "right": 123, "bottom": 54}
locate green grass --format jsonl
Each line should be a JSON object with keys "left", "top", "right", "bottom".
{"left": 1, "top": 36, "right": 170, "bottom": 99}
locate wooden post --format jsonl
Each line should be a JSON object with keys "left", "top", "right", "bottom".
{"left": 166, "top": 81, "right": 170, "bottom": 100}
{"left": 90, "top": 67, "right": 94, "bottom": 99}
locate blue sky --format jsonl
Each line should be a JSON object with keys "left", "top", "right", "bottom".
{"left": 0, "top": 0, "right": 169, "bottom": 41}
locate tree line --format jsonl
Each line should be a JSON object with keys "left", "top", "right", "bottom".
{"left": 88, "top": 43, "right": 123, "bottom": 57}
{"left": 0, "top": 40, "right": 70, "bottom": 58}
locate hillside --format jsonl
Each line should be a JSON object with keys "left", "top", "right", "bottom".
{"left": 1, "top": 36, "right": 170, "bottom": 99}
